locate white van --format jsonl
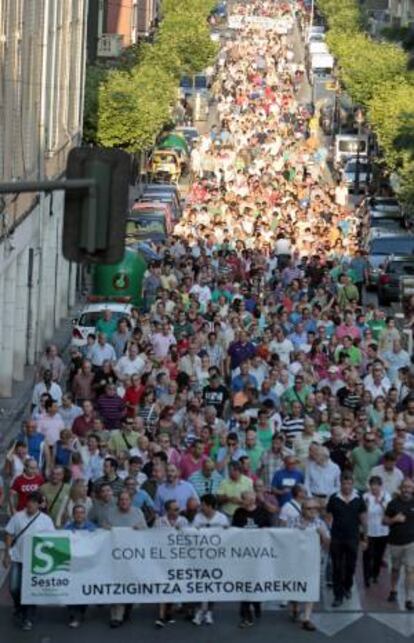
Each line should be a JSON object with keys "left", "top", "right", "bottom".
{"left": 309, "top": 52, "right": 334, "bottom": 84}
{"left": 308, "top": 41, "right": 329, "bottom": 55}
{"left": 334, "top": 134, "right": 369, "bottom": 167}
{"left": 307, "top": 25, "right": 325, "bottom": 43}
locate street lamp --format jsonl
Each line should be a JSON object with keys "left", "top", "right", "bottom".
{"left": 354, "top": 108, "right": 364, "bottom": 195}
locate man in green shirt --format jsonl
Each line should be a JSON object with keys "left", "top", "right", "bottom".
{"left": 337, "top": 274, "right": 359, "bottom": 310}
{"left": 217, "top": 461, "right": 253, "bottom": 518}
{"left": 108, "top": 418, "right": 139, "bottom": 457}
{"left": 281, "top": 374, "right": 311, "bottom": 414}
{"left": 40, "top": 466, "right": 71, "bottom": 527}
{"left": 334, "top": 336, "right": 362, "bottom": 367}
{"left": 367, "top": 310, "right": 386, "bottom": 342}
{"left": 351, "top": 433, "right": 382, "bottom": 492}
{"left": 95, "top": 309, "right": 118, "bottom": 340}
{"left": 244, "top": 429, "right": 265, "bottom": 473}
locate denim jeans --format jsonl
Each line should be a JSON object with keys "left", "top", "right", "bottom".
{"left": 9, "top": 562, "right": 36, "bottom": 621}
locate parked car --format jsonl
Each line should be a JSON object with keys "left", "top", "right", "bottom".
{"left": 377, "top": 255, "right": 414, "bottom": 306}
{"left": 362, "top": 197, "right": 405, "bottom": 234}
{"left": 334, "top": 134, "right": 369, "bottom": 167}
{"left": 365, "top": 234, "right": 414, "bottom": 288}
{"left": 127, "top": 202, "right": 174, "bottom": 244}
{"left": 342, "top": 157, "right": 372, "bottom": 192}
{"left": 147, "top": 150, "right": 181, "bottom": 183}
{"left": 174, "top": 126, "right": 200, "bottom": 148}
{"left": 139, "top": 186, "right": 183, "bottom": 221}
{"left": 71, "top": 299, "right": 133, "bottom": 347}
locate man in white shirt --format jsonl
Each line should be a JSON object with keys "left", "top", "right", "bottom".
{"left": 305, "top": 446, "right": 341, "bottom": 500}
{"left": 279, "top": 484, "right": 306, "bottom": 526}
{"left": 151, "top": 323, "right": 177, "bottom": 360}
{"left": 192, "top": 494, "right": 229, "bottom": 625}
{"left": 318, "top": 366, "right": 345, "bottom": 395}
{"left": 90, "top": 333, "right": 116, "bottom": 368}
{"left": 269, "top": 327, "right": 293, "bottom": 366}
{"left": 32, "top": 370, "right": 62, "bottom": 409}
{"left": 363, "top": 363, "right": 391, "bottom": 399}
{"left": 114, "top": 343, "right": 146, "bottom": 382}
{"left": 3, "top": 492, "right": 55, "bottom": 631}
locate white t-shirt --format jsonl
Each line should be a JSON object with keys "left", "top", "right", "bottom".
{"left": 363, "top": 491, "right": 390, "bottom": 538}
{"left": 115, "top": 355, "right": 146, "bottom": 378}
{"left": 193, "top": 511, "right": 229, "bottom": 528}
{"left": 279, "top": 499, "right": 302, "bottom": 527}
{"left": 269, "top": 339, "right": 293, "bottom": 365}
{"left": 6, "top": 510, "right": 55, "bottom": 562}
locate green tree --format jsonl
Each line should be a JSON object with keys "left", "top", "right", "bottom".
{"left": 83, "top": 65, "right": 108, "bottom": 144}
{"left": 97, "top": 63, "right": 176, "bottom": 152}
{"left": 327, "top": 31, "right": 408, "bottom": 105}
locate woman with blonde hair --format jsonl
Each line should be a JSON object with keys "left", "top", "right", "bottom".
{"left": 63, "top": 479, "right": 92, "bottom": 524}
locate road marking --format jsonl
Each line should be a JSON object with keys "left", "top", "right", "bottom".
{"left": 311, "top": 612, "right": 363, "bottom": 636}
{"left": 369, "top": 613, "right": 414, "bottom": 638}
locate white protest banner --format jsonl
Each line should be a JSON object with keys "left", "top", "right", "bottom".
{"left": 22, "top": 528, "right": 320, "bottom": 605}
{"left": 228, "top": 15, "right": 294, "bottom": 32}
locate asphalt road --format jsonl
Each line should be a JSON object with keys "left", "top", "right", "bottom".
{"left": 0, "top": 603, "right": 411, "bottom": 643}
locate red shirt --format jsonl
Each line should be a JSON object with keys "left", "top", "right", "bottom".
{"left": 72, "top": 414, "right": 95, "bottom": 439}
{"left": 11, "top": 473, "right": 44, "bottom": 510}
{"left": 124, "top": 385, "right": 145, "bottom": 417}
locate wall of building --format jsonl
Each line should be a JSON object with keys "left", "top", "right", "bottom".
{"left": 0, "top": 0, "right": 88, "bottom": 397}
{"left": 106, "top": 0, "right": 134, "bottom": 47}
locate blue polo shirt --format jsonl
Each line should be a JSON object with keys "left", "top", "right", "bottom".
{"left": 271, "top": 468, "right": 304, "bottom": 506}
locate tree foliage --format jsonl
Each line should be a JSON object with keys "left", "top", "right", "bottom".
{"left": 86, "top": 0, "right": 218, "bottom": 152}
{"left": 326, "top": 31, "right": 408, "bottom": 105}
{"left": 318, "top": 0, "right": 414, "bottom": 207}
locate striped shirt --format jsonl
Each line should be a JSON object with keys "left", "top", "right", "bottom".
{"left": 281, "top": 416, "right": 305, "bottom": 444}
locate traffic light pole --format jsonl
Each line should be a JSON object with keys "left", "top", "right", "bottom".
{"left": 0, "top": 179, "right": 95, "bottom": 194}
{"left": 0, "top": 179, "right": 98, "bottom": 254}
{"left": 0, "top": 147, "right": 131, "bottom": 265}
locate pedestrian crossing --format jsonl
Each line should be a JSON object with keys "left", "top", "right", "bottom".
{"left": 262, "top": 569, "right": 414, "bottom": 637}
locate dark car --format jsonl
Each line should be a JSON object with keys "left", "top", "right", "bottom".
{"left": 365, "top": 234, "right": 414, "bottom": 288}
{"left": 140, "top": 187, "right": 183, "bottom": 221}
{"left": 377, "top": 255, "right": 414, "bottom": 306}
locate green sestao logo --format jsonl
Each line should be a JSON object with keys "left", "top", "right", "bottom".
{"left": 31, "top": 536, "right": 71, "bottom": 575}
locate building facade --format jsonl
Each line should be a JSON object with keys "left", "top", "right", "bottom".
{"left": 0, "top": 0, "right": 88, "bottom": 396}
{"left": 388, "top": 0, "right": 414, "bottom": 26}
{"left": 88, "top": 0, "right": 159, "bottom": 61}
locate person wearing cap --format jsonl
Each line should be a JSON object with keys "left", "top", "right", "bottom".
{"left": 318, "top": 366, "right": 345, "bottom": 395}
{"left": 4, "top": 491, "right": 55, "bottom": 631}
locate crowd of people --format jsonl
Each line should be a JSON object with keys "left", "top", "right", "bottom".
{"left": 2, "top": 0, "right": 414, "bottom": 634}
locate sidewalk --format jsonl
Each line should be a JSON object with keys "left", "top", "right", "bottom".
{"left": 0, "top": 317, "right": 73, "bottom": 461}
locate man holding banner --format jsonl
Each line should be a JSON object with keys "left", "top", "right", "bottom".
{"left": 3, "top": 492, "right": 55, "bottom": 631}
{"left": 233, "top": 490, "right": 272, "bottom": 627}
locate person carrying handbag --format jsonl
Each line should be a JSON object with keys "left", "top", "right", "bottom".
{"left": 3, "top": 492, "right": 55, "bottom": 631}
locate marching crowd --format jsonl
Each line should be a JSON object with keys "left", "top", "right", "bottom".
{"left": 2, "top": 0, "right": 414, "bottom": 634}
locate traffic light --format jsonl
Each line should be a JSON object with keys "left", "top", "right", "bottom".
{"left": 62, "top": 147, "right": 131, "bottom": 264}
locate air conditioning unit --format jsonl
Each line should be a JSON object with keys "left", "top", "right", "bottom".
{"left": 97, "top": 34, "right": 123, "bottom": 58}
